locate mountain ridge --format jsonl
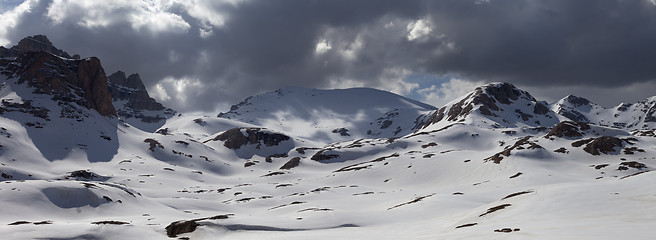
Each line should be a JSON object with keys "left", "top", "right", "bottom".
{"left": 0, "top": 35, "right": 655, "bottom": 239}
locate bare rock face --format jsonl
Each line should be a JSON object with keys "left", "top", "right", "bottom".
{"left": 165, "top": 220, "right": 199, "bottom": 237}
{"left": 0, "top": 35, "right": 72, "bottom": 58}
{"left": 11, "top": 51, "right": 116, "bottom": 116}
{"left": 0, "top": 35, "right": 116, "bottom": 117}
{"left": 582, "top": 136, "right": 623, "bottom": 155}
{"left": 108, "top": 71, "right": 173, "bottom": 123}
{"left": 417, "top": 82, "right": 553, "bottom": 129}
{"left": 572, "top": 136, "right": 633, "bottom": 155}
{"left": 545, "top": 121, "right": 591, "bottom": 138}
{"left": 555, "top": 95, "right": 592, "bottom": 123}
{"left": 210, "top": 128, "right": 291, "bottom": 150}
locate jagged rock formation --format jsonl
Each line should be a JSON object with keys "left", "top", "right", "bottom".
{"left": 108, "top": 71, "right": 173, "bottom": 124}
{"left": 0, "top": 35, "right": 73, "bottom": 59}
{"left": 1, "top": 50, "right": 115, "bottom": 117}
{"left": 208, "top": 127, "right": 291, "bottom": 150}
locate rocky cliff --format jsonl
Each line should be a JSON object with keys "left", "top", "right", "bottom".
{"left": 0, "top": 35, "right": 75, "bottom": 59}
{"left": 108, "top": 71, "right": 174, "bottom": 125}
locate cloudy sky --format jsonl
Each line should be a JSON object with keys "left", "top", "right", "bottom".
{"left": 1, "top": 0, "right": 656, "bottom": 113}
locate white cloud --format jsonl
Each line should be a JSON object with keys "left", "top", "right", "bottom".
{"left": 327, "top": 68, "right": 419, "bottom": 96}
{"left": 152, "top": 76, "right": 205, "bottom": 107}
{"left": 0, "top": 0, "right": 37, "bottom": 46}
{"left": 407, "top": 18, "right": 432, "bottom": 41}
{"left": 45, "top": 0, "right": 190, "bottom": 34}
{"left": 314, "top": 39, "right": 332, "bottom": 55}
{"left": 376, "top": 68, "right": 419, "bottom": 95}
{"left": 339, "top": 34, "right": 364, "bottom": 61}
{"left": 418, "top": 78, "right": 484, "bottom": 107}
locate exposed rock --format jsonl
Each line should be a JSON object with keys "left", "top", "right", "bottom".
{"left": 573, "top": 136, "right": 630, "bottom": 155}
{"left": 210, "top": 128, "right": 291, "bottom": 150}
{"left": 108, "top": 71, "right": 173, "bottom": 123}
{"left": 533, "top": 102, "right": 550, "bottom": 115}
{"left": 311, "top": 150, "right": 340, "bottom": 161}
{"left": 69, "top": 170, "right": 95, "bottom": 179}
{"left": 332, "top": 128, "right": 350, "bottom": 136}
{"left": 0, "top": 100, "right": 50, "bottom": 120}
{"left": 563, "top": 95, "right": 591, "bottom": 107}
{"left": 91, "top": 221, "right": 129, "bottom": 225}
{"left": 545, "top": 121, "right": 591, "bottom": 138}
{"left": 165, "top": 220, "right": 199, "bottom": 238}
{"left": 480, "top": 204, "right": 511, "bottom": 217}
{"left": 632, "top": 129, "right": 656, "bottom": 137}
{"left": 144, "top": 138, "right": 164, "bottom": 151}
{"left": 485, "top": 136, "right": 543, "bottom": 163}
{"left": 6, "top": 51, "right": 116, "bottom": 116}
{"left": 0, "top": 35, "right": 72, "bottom": 58}
{"left": 414, "top": 107, "right": 446, "bottom": 130}
{"left": 618, "top": 161, "right": 647, "bottom": 171}
{"left": 280, "top": 157, "right": 301, "bottom": 170}
{"left": 165, "top": 215, "right": 231, "bottom": 238}
{"left": 554, "top": 147, "right": 568, "bottom": 153}
{"left": 555, "top": 95, "right": 593, "bottom": 123}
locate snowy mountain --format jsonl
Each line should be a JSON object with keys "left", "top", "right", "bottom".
{"left": 217, "top": 86, "right": 437, "bottom": 143}
{"left": 1, "top": 36, "right": 656, "bottom": 239}
{"left": 553, "top": 94, "right": 656, "bottom": 130}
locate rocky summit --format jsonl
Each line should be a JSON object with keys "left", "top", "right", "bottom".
{"left": 108, "top": 71, "right": 175, "bottom": 130}
{"left": 1, "top": 35, "right": 655, "bottom": 239}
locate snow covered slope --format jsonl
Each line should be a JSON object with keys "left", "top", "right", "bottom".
{"left": 218, "top": 86, "right": 436, "bottom": 143}
{"left": 416, "top": 82, "right": 559, "bottom": 131}
{"left": 1, "top": 36, "right": 656, "bottom": 240}
{"left": 553, "top": 95, "right": 656, "bottom": 130}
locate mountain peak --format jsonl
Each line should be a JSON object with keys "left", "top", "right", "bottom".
{"left": 477, "top": 82, "right": 536, "bottom": 104}
{"left": 1, "top": 35, "right": 73, "bottom": 59}
{"left": 107, "top": 70, "right": 174, "bottom": 131}
{"left": 561, "top": 95, "right": 592, "bottom": 107}
{"left": 416, "top": 82, "right": 556, "bottom": 130}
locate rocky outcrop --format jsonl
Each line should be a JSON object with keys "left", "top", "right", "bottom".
{"left": 571, "top": 136, "right": 635, "bottom": 155}
{"left": 209, "top": 128, "right": 291, "bottom": 150}
{"left": 0, "top": 35, "right": 72, "bottom": 58}
{"left": 165, "top": 215, "right": 231, "bottom": 237}
{"left": 280, "top": 157, "right": 301, "bottom": 170}
{"left": 485, "top": 136, "right": 543, "bottom": 163}
{"left": 545, "top": 121, "right": 591, "bottom": 138}
{"left": 108, "top": 71, "right": 173, "bottom": 123}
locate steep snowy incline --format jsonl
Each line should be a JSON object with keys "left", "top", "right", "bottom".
{"left": 218, "top": 86, "right": 436, "bottom": 143}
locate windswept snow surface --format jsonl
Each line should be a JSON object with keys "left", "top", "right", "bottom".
{"left": 1, "top": 82, "right": 656, "bottom": 239}
{"left": 218, "top": 87, "right": 437, "bottom": 144}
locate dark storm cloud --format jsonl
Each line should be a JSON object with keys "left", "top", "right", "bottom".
{"left": 1, "top": 0, "right": 656, "bottom": 112}
{"left": 422, "top": 0, "right": 656, "bottom": 87}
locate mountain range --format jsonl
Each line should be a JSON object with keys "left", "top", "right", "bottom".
{"left": 0, "top": 35, "right": 655, "bottom": 239}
